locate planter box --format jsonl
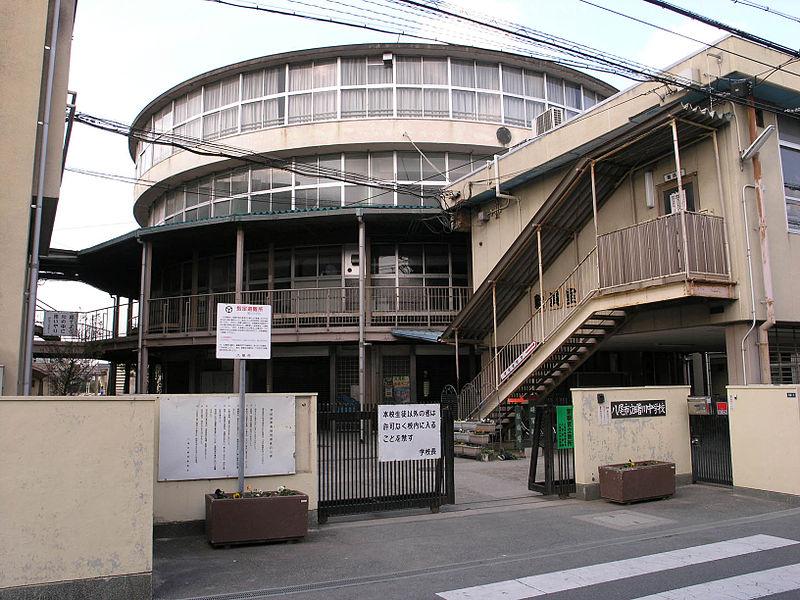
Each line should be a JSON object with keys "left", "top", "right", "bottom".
{"left": 598, "top": 461, "right": 675, "bottom": 504}
{"left": 454, "top": 431, "right": 471, "bottom": 443}
{"left": 455, "top": 421, "right": 477, "bottom": 432}
{"left": 454, "top": 444, "right": 482, "bottom": 458}
{"left": 468, "top": 433, "right": 491, "bottom": 445}
{"left": 205, "top": 492, "right": 309, "bottom": 547}
{"left": 473, "top": 423, "right": 495, "bottom": 434}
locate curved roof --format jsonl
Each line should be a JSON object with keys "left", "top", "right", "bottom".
{"left": 128, "top": 42, "right": 618, "bottom": 159}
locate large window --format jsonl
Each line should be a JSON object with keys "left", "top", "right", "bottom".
{"left": 779, "top": 115, "right": 800, "bottom": 233}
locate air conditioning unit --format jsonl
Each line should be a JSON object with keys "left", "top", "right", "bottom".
{"left": 533, "top": 107, "right": 565, "bottom": 137}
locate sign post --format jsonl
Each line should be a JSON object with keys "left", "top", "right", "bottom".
{"left": 216, "top": 303, "right": 272, "bottom": 493}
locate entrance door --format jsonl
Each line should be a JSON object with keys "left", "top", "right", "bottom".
{"left": 689, "top": 400, "right": 732, "bottom": 485}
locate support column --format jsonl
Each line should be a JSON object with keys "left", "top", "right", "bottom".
{"left": 233, "top": 226, "right": 245, "bottom": 393}
{"left": 454, "top": 329, "right": 460, "bottom": 389}
{"left": 357, "top": 211, "right": 366, "bottom": 410}
{"left": 107, "top": 362, "right": 117, "bottom": 396}
{"left": 670, "top": 118, "right": 691, "bottom": 279}
{"left": 136, "top": 239, "right": 152, "bottom": 394}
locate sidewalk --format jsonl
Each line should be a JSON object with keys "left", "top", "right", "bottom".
{"left": 153, "top": 456, "right": 800, "bottom": 600}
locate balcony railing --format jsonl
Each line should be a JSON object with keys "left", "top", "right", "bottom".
{"left": 35, "top": 302, "right": 138, "bottom": 344}
{"left": 146, "top": 286, "right": 472, "bottom": 335}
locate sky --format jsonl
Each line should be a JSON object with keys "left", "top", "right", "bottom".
{"left": 41, "top": 0, "right": 800, "bottom": 311}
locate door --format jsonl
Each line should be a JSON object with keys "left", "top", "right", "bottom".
{"left": 689, "top": 399, "right": 732, "bottom": 485}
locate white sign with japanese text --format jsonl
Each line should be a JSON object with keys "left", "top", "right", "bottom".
{"left": 378, "top": 403, "right": 441, "bottom": 462}
{"left": 215, "top": 303, "right": 272, "bottom": 359}
{"left": 43, "top": 311, "right": 78, "bottom": 337}
{"left": 158, "top": 394, "right": 295, "bottom": 481}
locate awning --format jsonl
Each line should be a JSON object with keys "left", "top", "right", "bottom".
{"left": 390, "top": 328, "right": 443, "bottom": 343}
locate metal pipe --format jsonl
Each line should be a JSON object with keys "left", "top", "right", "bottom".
{"left": 492, "top": 281, "right": 499, "bottom": 391}
{"left": 357, "top": 211, "right": 365, "bottom": 409}
{"left": 740, "top": 184, "right": 757, "bottom": 385}
{"left": 590, "top": 161, "right": 599, "bottom": 239}
{"left": 670, "top": 119, "right": 691, "bottom": 278}
{"left": 136, "top": 239, "right": 148, "bottom": 393}
{"left": 537, "top": 226, "right": 545, "bottom": 341}
{"left": 23, "top": 0, "right": 62, "bottom": 395}
{"left": 238, "top": 359, "right": 246, "bottom": 494}
{"left": 233, "top": 226, "right": 245, "bottom": 392}
{"left": 61, "top": 90, "right": 77, "bottom": 177}
{"left": 711, "top": 130, "right": 732, "bottom": 277}
{"left": 746, "top": 101, "right": 776, "bottom": 384}
{"left": 454, "top": 329, "right": 460, "bottom": 388}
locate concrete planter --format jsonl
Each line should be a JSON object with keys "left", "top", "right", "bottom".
{"left": 454, "top": 431, "right": 471, "bottom": 443}
{"left": 473, "top": 423, "right": 495, "bottom": 434}
{"left": 454, "top": 444, "right": 482, "bottom": 458}
{"left": 468, "top": 433, "right": 491, "bottom": 445}
{"left": 455, "top": 421, "right": 477, "bottom": 432}
{"left": 205, "top": 492, "right": 309, "bottom": 547}
{"left": 598, "top": 461, "right": 675, "bottom": 504}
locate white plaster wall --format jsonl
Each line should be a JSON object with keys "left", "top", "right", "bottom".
{"left": 152, "top": 393, "right": 318, "bottom": 523}
{"left": 571, "top": 386, "right": 692, "bottom": 487}
{"left": 0, "top": 397, "right": 154, "bottom": 589}
{"left": 728, "top": 385, "right": 800, "bottom": 496}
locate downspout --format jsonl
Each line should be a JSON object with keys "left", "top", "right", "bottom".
{"left": 746, "top": 102, "right": 776, "bottom": 384}
{"left": 740, "top": 185, "right": 758, "bottom": 385}
{"left": 357, "top": 210, "right": 365, "bottom": 410}
{"left": 494, "top": 155, "right": 522, "bottom": 234}
{"left": 23, "top": 0, "right": 62, "bottom": 395}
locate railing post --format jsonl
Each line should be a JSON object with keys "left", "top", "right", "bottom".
{"left": 670, "top": 119, "right": 691, "bottom": 278}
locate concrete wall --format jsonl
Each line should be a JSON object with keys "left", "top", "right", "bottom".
{"left": 571, "top": 386, "right": 692, "bottom": 500}
{"left": 0, "top": 396, "right": 154, "bottom": 597}
{"left": 152, "top": 393, "right": 318, "bottom": 523}
{"left": 728, "top": 385, "right": 800, "bottom": 496}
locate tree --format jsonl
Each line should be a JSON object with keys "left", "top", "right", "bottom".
{"left": 38, "top": 345, "right": 100, "bottom": 395}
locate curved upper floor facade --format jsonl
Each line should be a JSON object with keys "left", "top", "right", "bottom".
{"left": 130, "top": 43, "right": 616, "bottom": 226}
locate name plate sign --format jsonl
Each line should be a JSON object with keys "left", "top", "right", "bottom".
{"left": 610, "top": 400, "right": 667, "bottom": 419}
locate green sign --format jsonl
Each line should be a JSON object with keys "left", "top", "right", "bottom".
{"left": 556, "top": 405, "right": 574, "bottom": 449}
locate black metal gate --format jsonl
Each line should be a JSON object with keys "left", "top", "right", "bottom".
{"left": 317, "top": 405, "right": 455, "bottom": 523}
{"left": 528, "top": 400, "right": 576, "bottom": 496}
{"left": 690, "top": 401, "right": 732, "bottom": 486}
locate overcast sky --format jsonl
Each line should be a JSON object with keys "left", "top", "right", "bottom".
{"left": 41, "top": 0, "right": 799, "bottom": 311}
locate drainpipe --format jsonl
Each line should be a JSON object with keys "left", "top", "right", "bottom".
{"left": 357, "top": 210, "right": 365, "bottom": 410}
{"left": 136, "top": 238, "right": 151, "bottom": 393}
{"left": 23, "top": 0, "right": 62, "bottom": 395}
{"left": 740, "top": 185, "right": 758, "bottom": 385}
{"left": 494, "top": 155, "right": 522, "bottom": 233}
{"left": 746, "top": 102, "right": 776, "bottom": 384}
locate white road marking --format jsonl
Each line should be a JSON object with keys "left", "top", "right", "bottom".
{"left": 436, "top": 534, "right": 798, "bottom": 600}
{"left": 631, "top": 562, "right": 800, "bottom": 599}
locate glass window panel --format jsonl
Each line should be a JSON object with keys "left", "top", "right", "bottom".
{"left": 397, "top": 151, "right": 420, "bottom": 181}
{"left": 165, "top": 191, "right": 178, "bottom": 215}
{"left": 202, "top": 112, "right": 219, "bottom": 139}
{"left": 451, "top": 247, "right": 468, "bottom": 275}
{"left": 526, "top": 99, "right": 545, "bottom": 127}
{"left": 502, "top": 66, "right": 524, "bottom": 95}
{"left": 214, "top": 174, "right": 231, "bottom": 199}
{"left": 397, "top": 185, "right": 422, "bottom": 205}
{"left": 341, "top": 88, "right": 366, "bottom": 118}
{"left": 288, "top": 93, "right": 313, "bottom": 123}
{"left": 219, "top": 106, "right": 238, "bottom": 136}
{"left": 787, "top": 199, "right": 800, "bottom": 232}
{"left": 294, "top": 248, "right": 317, "bottom": 278}
{"left": 396, "top": 56, "right": 422, "bottom": 84}
{"left": 231, "top": 171, "right": 248, "bottom": 195}
{"left": 314, "top": 60, "right": 337, "bottom": 87}
{"left": 319, "top": 154, "right": 342, "bottom": 184}
{"left": 294, "top": 156, "right": 317, "bottom": 187}
{"left": 371, "top": 152, "right": 394, "bottom": 180}
{"left": 368, "top": 88, "right": 393, "bottom": 117}
{"left": 185, "top": 184, "right": 199, "bottom": 207}
{"left": 371, "top": 187, "right": 393, "bottom": 205}
{"left": 423, "top": 57, "right": 448, "bottom": 85}
{"left": 313, "top": 90, "right": 337, "bottom": 120}
{"left": 547, "top": 75, "right": 564, "bottom": 104}
{"left": 565, "top": 81, "right": 582, "bottom": 109}
{"left": 251, "top": 167, "right": 270, "bottom": 192}
{"left": 181, "top": 118, "right": 202, "bottom": 144}
{"left": 214, "top": 200, "right": 230, "bottom": 217}
{"left": 344, "top": 184, "right": 369, "bottom": 206}
{"left": 319, "top": 185, "right": 342, "bottom": 207}
{"left": 241, "top": 100, "right": 263, "bottom": 131}
{"left": 424, "top": 89, "right": 449, "bottom": 118}
{"left": 265, "top": 66, "right": 285, "bottom": 95}
{"left": 476, "top": 62, "right": 499, "bottom": 90}
{"left": 319, "top": 247, "right": 342, "bottom": 277}
{"left": 196, "top": 204, "right": 210, "bottom": 220}
{"left": 184, "top": 207, "right": 198, "bottom": 222}
{"left": 425, "top": 244, "right": 449, "bottom": 273}
{"left": 289, "top": 62, "right": 313, "bottom": 91}
{"left": 272, "top": 167, "right": 292, "bottom": 188}
{"left": 220, "top": 76, "right": 239, "bottom": 105}
{"left": 504, "top": 95, "right": 525, "bottom": 126}
{"left": 204, "top": 82, "right": 221, "bottom": 110}
{"left": 422, "top": 152, "right": 446, "bottom": 181}
{"left": 779, "top": 115, "right": 800, "bottom": 146}
{"left": 477, "top": 92, "right": 501, "bottom": 121}
{"left": 242, "top": 70, "right": 264, "bottom": 100}
{"left": 452, "top": 89, "right": 476, "bottom": 120}
{"left": 565, "top": 109, "right": 579, "bottom": 120}
{"left": 422, "top": 186, "right": 442, "bottom": 207}
{"left": 524, "top": 71, "right": 544, "bottom": 98}
{"left": 274, "top": 248, "right": 291, "bottom": 279}
{"left": 398, "top": 244, "right": 422, "bottom": 275}
{"left": 251, "top": 194, "right": 271, "bottom": 213}
{"left": 264, "top": 97, "right": 285, "bottom": 127}
{"left": 174, "top": 94, "right": 190, "bottom": 123}
{"left": 447, "top": 153, "right": 472, "bottom": 181}
{"left": 342, "top": 57, "right": 366, "bottom": 85}
{"left": 198, "top": 178, "right": 213, "bottom": 203}
{"left": 451, "top": 60, "right": 475, "bottom": 87}
{"left": 248, "top": 252, "right": 269, "bottom": 284}
{"left": 583, "top": 89, "right": 597, "bottom": 109}
{"left": 781, "top": 146, "right": 800, "bottom": 195}
{"left": 345, "top": 153, "right": 368, "bottom": 177}
{"left": 367, "top": 56, "right": 393, "bottom": 84}
{"left": 232, "top": 197, "right": 248, "bottom": 214}
{"left": 272, "top": 190, "right": 292, "bottom": 211}
{"left": 371, "top": 244, "right": 396, "bottom": 274}
{"left": 294, "top": 187, "right": 318, "bottom": 210}
{"left": 397, "top": 87, "right": 422, "bottom": 117}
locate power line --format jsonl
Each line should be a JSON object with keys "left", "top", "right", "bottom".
{"left": 728, "top": 0, "right": 800, "bottom": 25}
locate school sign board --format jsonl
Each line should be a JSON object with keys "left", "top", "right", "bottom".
{"left": 378, "top": 403, "right": 441, "bottom": 462}
{"left": 215, "top": 303, "right": 272, "bottom": 359}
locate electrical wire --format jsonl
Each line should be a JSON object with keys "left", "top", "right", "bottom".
{"left": 728, "top": 0, "right": 800, "bottom": 25}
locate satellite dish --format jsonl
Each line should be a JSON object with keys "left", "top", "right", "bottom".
{"left": 496, "top": 126, "right": 512, "bottom": 145}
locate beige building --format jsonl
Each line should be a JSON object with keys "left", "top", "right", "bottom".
{"left": 0, "top": 0, "right": 77, "bottom": 395}
{"left": 442, "top": 36, "right": 800, "bottom": 422}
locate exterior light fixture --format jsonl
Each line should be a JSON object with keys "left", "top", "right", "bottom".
{"left": 740, "top": 124, "right": 775, "bottom": 161}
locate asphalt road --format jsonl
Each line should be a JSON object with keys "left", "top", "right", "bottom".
{"left": 154, "top": 474, "right": 800, "bottom": 600}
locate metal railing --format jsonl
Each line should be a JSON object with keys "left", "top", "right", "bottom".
{"left": 146, "top": 285, "right": 471, "bottom": 335}
{"left": 458, "top": 249, "right": 599, "bottom": 419}
{"left": 598, "top": 211, "right": 729, "bottom": 288}
{"left": 35, "top": 301, "right": 138, "bottom": 343}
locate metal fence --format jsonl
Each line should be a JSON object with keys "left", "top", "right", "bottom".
{"left": 528, "top": 399, "right": 575, "bottom": 496}
{"left": 317, "top": 405, "right": 455, "bottom": 523}
{"left": 35, "top": 302, "right": 138, "bottom": 343}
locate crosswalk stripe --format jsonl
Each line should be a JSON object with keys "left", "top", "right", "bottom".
{"left": 436, "top": 534, "right": 798, "bottom": 600}
{"left": 630, "top": 562, "right": 800, "bottom": 599}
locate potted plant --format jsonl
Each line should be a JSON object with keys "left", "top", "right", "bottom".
{"left": 205, "top": 486, "right": 309, "bottom": 547}
{"left": 598, "top": 460, "right": 675, "bottom": 504}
